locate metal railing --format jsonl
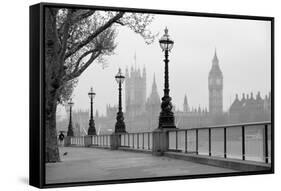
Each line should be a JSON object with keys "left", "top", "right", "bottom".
{"left": 91, "top": 135, "right": 111, "bottom": 147}
{"left": 69, "top": 135, "right": 111, "bottom": 148}
{"left": 68, "top": 121, "right": 271, "bottom": 164}
{"left": 70, "top": 136, "right": 85, "bottom": 146}
{"left": 167, "top": 121, "right": 271, "bottom": 163}
{"left": 120, "top": 132, "right": 153, "bottom": 150}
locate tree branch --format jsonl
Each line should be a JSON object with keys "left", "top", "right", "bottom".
{"left": 115, "top": 20, "right": 125, "bottom": 26}
{"left": 65, "top": 11, "right": 125, "bottom": 60}
{"left": 63, "top": 50, "right": 101, "bottom": 82}
{"left": 59, "top": 10, "right": 75, "bottom": 61}
{"left": 72, "top": 10, "right": 95, "bottom": 24}
{"left": 58, "top": 10, "right": 95, "bottom": 36}
{"left": 47, "top": 8, "right": 61, "bottom": 51}
{"left": 72, "top": 49, "right": 95, "bottom": 73}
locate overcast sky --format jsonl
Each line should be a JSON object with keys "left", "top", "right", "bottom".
{"left": 57, "top": 12, "right": 271, "bottom": 118}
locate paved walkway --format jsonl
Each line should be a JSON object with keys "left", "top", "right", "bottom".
{"left": 46, "top": 147, "right": 236, "bottom": 184}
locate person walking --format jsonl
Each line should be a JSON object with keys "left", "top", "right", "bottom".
{"left": 58, "top": 132, "right": 65, "bottom": 147}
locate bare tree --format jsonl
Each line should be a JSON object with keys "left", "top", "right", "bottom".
{"left": 45, "top": 7, "right": 155, "bottom": 162}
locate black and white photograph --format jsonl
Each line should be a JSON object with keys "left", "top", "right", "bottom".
{"left": 29, "top": 2, "right": 273, "bottom": 188}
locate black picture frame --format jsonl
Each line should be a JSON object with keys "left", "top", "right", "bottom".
{"left": 30, "top": 2, "right": 274, "bottom": 189}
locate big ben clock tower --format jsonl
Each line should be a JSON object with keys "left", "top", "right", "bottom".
{"left": 208, "top": 50, "right": 223, "bottom": 115}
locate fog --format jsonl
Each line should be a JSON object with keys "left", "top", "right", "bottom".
{"left": 57, "top": 13, "right": 271, "bottom": 118}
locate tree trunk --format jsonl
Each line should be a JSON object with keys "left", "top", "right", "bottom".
{"left": 45, "top": 97, "right": 60, "bottom": 162}
{"left": 45, "top": 8, "right": 61, "bottom": 163}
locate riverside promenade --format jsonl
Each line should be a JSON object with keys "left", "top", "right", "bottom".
{"left": 46, "top": 147, "right": 236, "bottom": 184}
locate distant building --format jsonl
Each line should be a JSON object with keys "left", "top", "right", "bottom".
{"left": 125, "top": 62, "right": 146, "bottom": 118}
{"left": 208, "top": 50, "right": 223, "bottom": 115}
{"left": 228, "top": 92, "right": 271, "bottom": 123}
{"left": 56, "top": 51, "right": 271, "bottom": 133}
{"left": 125, "top": 72, "right": 160, "bottom": 132}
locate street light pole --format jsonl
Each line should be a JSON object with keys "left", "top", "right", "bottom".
{"left": 115, "top": 68, "right": 126, "bottom": 133}
{"left": 88, "top": 87, "right": 96, "bottom": 135}
{"left": 164, "top": 49, "right": 169, "bottom": 97}
{"left": 158, "top": 27, "right": 176, "bottom": 129}
{"left": 67, "top": 99, "right": 74, "bottom": 136}
{"left": 118, "top": 79, "right": 122, "bottom": 113}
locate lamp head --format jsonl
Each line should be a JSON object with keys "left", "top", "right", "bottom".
{"left": 159, "top": 27, "right": 174, "bottom": 51}
{"left": 68, "top": 98, "right": 74, "bottom": 107}
{"left": 88, "top": 87, "right": 96, "bottom": 99}
{"left": 115, "top": 68, "right": 125, "bottom": 84}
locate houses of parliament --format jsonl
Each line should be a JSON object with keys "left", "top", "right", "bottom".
{"left": 56, "top": 51, "right": 271, "bottom": 135}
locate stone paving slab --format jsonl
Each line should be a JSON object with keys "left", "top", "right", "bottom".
{"left": 46, "top": 147, "right": 236, "bottom": 184}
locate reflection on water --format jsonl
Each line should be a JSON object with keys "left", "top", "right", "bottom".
{"left": 211, "top": 128, "right": 224, "bottom": 157}
{"left": 168, "top": 125, "right": 271, "bottom": 163}
{"left": 120, "top": 124, "right": 271, "bottom": 163}
{"left": 121, "top": 133, "right": 153, "bottom": 149}
{"left": 198, "top": 129, "right": 208, "bottom": 155}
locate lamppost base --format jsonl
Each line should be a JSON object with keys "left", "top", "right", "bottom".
{"left": 88, "top": 119, "right": 96, "bottom": 135}
{"left": 110, "top": 132, "right": 126, "bottom": 150}
{"left": 152, "top": 127, "right": 177, "bottom": 156}
{"left": 115, "top": 111, "right": 126, "bottom": 133}
{"left": 158, "top": 112, "right": 177, "bottom": 129}
{"left": 88, "top": 128, "right": 96, "bottom": 135}
{"left": 67, "top": 130, "right": 74, "bottom": 137}
{"left": 114, "top": 127, "right": 127, "bottom": 134}
{"left": 67, "top": 122, "right": 74, "bottom": 136}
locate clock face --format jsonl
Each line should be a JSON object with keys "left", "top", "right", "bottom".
{"left": 216, "top": 78, "right": 221, "bottom": 85}
{"left": 209, "top": 79, "right": 213, "bottom": 85}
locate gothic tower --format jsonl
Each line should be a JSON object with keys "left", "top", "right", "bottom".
{"left": 147, "top": 74, "right": 160, "bottom": 107}
{"left": 183, "top": 94, "right": 190, "bottom": 112}
{"left": 125, "top": 53, "right": 146, "bottom": 118}
{"left": 145, "top": 73, "right": 161, "bottom": 131}
{"left": 208, "top": 50, "right": 223, "bottom": 115}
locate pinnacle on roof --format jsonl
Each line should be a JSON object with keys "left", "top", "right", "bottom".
{"left": 212, "top": 48, "right": 219, "bottom": 64}
{"left": 229, "top": 93, "right": 242, "bottom": 112}
{"left": 146, "top": 73, "right": 160, "bottom": 105}
{"left": 142, "top": 65, "right": 146, "bottom": 75}
{"left": 209, "top": 48, "right": 222, "bottom": 76}
{"left": 184, "top": 94, "right": 188, "bottom": 105}
{"left": 152, "top": 73, "right": 157, "bottom": 89}
{"left": 183, "top": 94, "right": 190, "bottom": 112}
{"left": 257, "top": 92, "right": 261, "bottom": 99}
{"left": 250, "top": 92, "right": 254, "bottom": 99}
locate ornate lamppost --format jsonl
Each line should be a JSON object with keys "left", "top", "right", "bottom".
{"left": 88, "top": 87, "right": 96, "bottom": 135}
{"left": 158, "top": 27, "right": 176, "bottom": 129}
{"left": 114, "top": 68, "right": 126, "bottom": 133}
{"left": 67, "top": 99, "right": 74, "bottom": 136}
